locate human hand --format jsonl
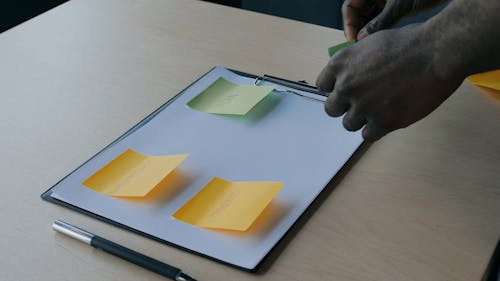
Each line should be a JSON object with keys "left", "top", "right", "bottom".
{"left": 342, "top": 0, "right": 447, "bottom": 41}
{"left": 316, "top": 24, "right": 464, "bottom": 141}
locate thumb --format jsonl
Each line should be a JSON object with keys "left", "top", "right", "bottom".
{"left": 358, "top": 1, "right": 411, "bottom": 39}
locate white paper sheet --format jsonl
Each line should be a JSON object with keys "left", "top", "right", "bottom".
{"left": 49, "top": 66, "right": 363, "bottom": 270}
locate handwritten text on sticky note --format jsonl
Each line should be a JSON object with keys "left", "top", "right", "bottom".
{"left": 83, "top": 149, "right": 188, "bottom": 197}
{"left": 173, "top": 177, "right": 283, "bottom": 231}
{"left": 187, "top": 77, "right": 274, "bottom": 115}
{"left": 467, "top": 70, "right": 500, "bottom": 91}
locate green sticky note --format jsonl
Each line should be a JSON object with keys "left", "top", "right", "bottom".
{"left": 187, "top": 78, "right": 274, "bottom": 115}
{"left": 328, "top": 40, "right": 356, "bottom": 57}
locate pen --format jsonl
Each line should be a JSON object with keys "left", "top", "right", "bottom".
{"left": 52, "top": 220, "right": 196, "bottom": 281}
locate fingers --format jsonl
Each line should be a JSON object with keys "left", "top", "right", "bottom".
{"left": 342, "top": 105, "right": 367, "bottom": 131}
{"left": 326, "top": 94, "right": 390, "bottom": 142}
{"left": 316, "top": 60, "right": 338, "bottom": 93}
{"left": 342, "top": 0, "right": 371, "bottom": 40}
{"left": 362, "top": 122, "right": 389, "bottom": 142}
{"left": 358, "top": 1, "right": 411, "bottom": 39}
{"left": 318, "top": 55, "right": 368, "bottom": 134}
{"left": 325, "top": 91, "right": 350, "bottom": 117}
{"left": 323, "top": 84, "right": 389, "bottom": 142}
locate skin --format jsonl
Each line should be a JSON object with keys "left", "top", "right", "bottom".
{"left": 342, "top": 0, "right": 449, "bottom": 41}
{"left": 317, "top": 0, "right": 500, "bottom": 141}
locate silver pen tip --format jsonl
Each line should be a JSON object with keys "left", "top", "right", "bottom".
{"left": 52, "top": 220, "right": 94, "bottom": 245}
{"left": 176, "top": 272, "right": 197, "bottom": 281}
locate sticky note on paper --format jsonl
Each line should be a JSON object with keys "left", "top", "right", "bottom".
{"left": 187, "top": 77, "right": 274, "bottom": 115}
{"left": 467, "top": 70, "right": 500, "bottom": 91}
{"left": 328, "top": 40, "right": 356, "bottom": 57}
{"left": 83, "top": 149, "right": 188, "bottom": 197}
{"left": 173, "top": 177, "right": 283, "bottom": 231}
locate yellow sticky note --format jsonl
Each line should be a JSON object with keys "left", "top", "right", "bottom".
{"left": 83, "top": 149, "right": 188, "bottom": 197}
{"left": 467, "top": 70, "right": 500, "bottom": 91}
{"left": 173, "top": 177, "right": 283, "bottom": 231}
{"left": 187, "top": 77, "right": 274, "bottom": 115}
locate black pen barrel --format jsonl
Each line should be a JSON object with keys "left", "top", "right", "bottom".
{"left": 90, "top": 235, "right": 181, "bottom": 279}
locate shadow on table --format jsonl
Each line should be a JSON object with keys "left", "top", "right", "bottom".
{"left": 254, "top": 141, "right": 372, "bottom": 274}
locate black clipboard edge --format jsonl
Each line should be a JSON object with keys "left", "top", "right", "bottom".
{"left": 41, "top": 66, "right": 366, "bottom": 272}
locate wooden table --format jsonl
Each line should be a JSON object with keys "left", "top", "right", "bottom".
{"left": 1, "top": 0, "right": 499, "bottom": 280}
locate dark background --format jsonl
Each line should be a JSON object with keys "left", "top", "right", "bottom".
{"left": 0, "top": 0, "right": 447, "bottom": 34}
{"left": 0, "top": 0, "right": 68, "bottom": 33}
{"left": 0, "top": 0, "right": 344, "bottom": 33}
{"left": 209, "top": 0, "right": 344, "bottom": 29}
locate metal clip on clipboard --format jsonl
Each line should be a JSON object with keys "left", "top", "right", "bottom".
{"left": 253, "top": 74, "right": 327, "bottom": 103}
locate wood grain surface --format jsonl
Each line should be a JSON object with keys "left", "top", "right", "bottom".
{"left": 0, "top": 0, "right": 499, "bottom": 280}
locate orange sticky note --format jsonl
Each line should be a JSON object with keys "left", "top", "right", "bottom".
{"left": 173, "top": 177, "right": 283, "bottom": 231}
{"left": 83, "top": 149, "right": 188, "bottom": 197}
{"left": 467, "top": 70, "right": 500, "bottom": 91}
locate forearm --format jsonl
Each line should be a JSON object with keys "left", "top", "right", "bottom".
{"left": 423, "top": 0, "right": 500, "bottom": 80}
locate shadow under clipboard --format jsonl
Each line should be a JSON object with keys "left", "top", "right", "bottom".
{"left": 254, "top": 141, "right": 371, "bottom": 273}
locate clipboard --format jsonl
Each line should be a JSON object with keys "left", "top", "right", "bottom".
{"left": 42, "top": 66, "right": 364, "bottom": 271}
